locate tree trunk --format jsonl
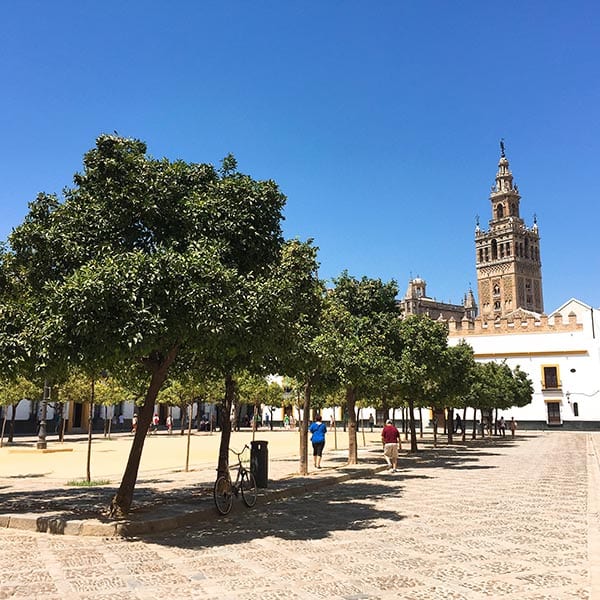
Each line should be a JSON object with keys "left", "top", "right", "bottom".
{"left": 185, "top": 404, "right": 192, "bottom": 472}
{"left": 8, "top": 403, "right": 17, "bottom": 443}
{"left": 332, "top": 406, "right": 338, "bottom": 450}
{"left": 217, "top": 373, "right": 235, "bottom": 477}
{"left": 299, "top": 380, "right": 311, "bottom": 475}
{"left": 60, "top": 403, "right": 67, "bottom": 442}
{"left": 359, "top": 407, "right": 366, "bottom": 447}
{"left": 472, "top": 408, "right": 477, "bottom": 439}
{"left": 86, "top": 379, "right": 94, "bottom": 483}
{"left": 447, "top": 407, "right": 453, "bottom": 444}
{"left": 408, "top": 398, "right": 418, "bottom": 453}
{"left": 0, "top": 413, "right": 6, "bottom": 448}
{"left": 419, "top": 406, "right": 424, "bottom": 438}
{"left": 109, "top": 347, "right": 178, "bottom": 517}
{"left": 462, "top": 406, "right": 467, "bottom": 443}
{"left": 381, "top": 396, "right": 389, "bottom": 425}
{"left": 346, "top": 386, "right": 358, "bottom": 464}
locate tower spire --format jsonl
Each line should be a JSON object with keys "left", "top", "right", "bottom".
{"left": 475, "top": 145, "right": 544, "bottom": 318}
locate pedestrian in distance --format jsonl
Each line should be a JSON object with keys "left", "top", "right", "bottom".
{"left": 368, "top": 414, "right": 375, "bottom": 432}
{"left": 131, "top": 413, "right": 138, "bottom": 434}
{"left": 166, "top": 414, "right": 173, "bottom": 434}
{"left": 381, "top": 419, "right": 401, "bottom": 472}
{"left": 454, "top": 413, "right": 462, "bottom": 434}
{"left": 151, "top": 413, "right": 160, "bottom": 434}
{"left": 499, "top": 416, "right": 506, "bottom": 437}
{"left": 510, "top": 417, "right": 517, "bottom": 437}
{"left": 309, "top": 414, "right": 327, "bottom": 469}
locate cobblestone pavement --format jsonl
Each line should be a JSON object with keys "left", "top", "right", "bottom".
{"left": 1, "top": 431, "right": 598, "bottom": 599}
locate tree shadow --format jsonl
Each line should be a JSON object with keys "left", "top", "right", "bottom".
{"left": 143, "top": 478, "right": 407, "bottom": 550}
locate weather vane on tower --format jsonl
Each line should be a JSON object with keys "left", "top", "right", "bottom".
{"left": 500, "top": 138, "right": 506, "bottom": 157}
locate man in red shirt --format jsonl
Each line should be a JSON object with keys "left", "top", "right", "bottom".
{"left": 381, "top": 419, "right": 401, "bottom": 472}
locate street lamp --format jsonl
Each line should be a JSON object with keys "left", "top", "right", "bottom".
{"left": 36, "top": 380, "right": 50, "bottom": 450}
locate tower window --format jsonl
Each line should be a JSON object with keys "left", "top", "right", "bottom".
{"left": 491, "top": 239, "right": 498, "bottom": 260}
{"left": 494, "top": 301, "right": 501, "bottom": 311}
{"left": 496, "top": 204, "right": 504, "bottom": 219}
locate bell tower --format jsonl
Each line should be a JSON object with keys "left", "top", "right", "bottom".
{"left": 475, "top": 142, "right": 544, "bottom": 319}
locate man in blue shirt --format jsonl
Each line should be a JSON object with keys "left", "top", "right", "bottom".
{"left": 309, "top": 414, "right": 327, "bottom": 469}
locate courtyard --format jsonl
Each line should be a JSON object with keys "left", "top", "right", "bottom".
{"left": 0, "top": 430, "right": 598, "bottom": 599}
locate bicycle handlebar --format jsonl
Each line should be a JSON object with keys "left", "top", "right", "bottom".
{"left": 228, "top": 444, "right": 250, "bottom": 459}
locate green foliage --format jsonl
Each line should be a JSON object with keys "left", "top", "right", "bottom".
{"left": 435, "top": 341, "right": 476, "bottom": 408}
{"left": 0, "top": 376, "right": 40, "bottom": 406}
{"left": 0, "top": 134, "right": 295, "bottom": 515}
{"left": 66, "top": 479, "right": 110, "bottom": 487}
{"left": 316, "top": 272, "right": 400, "bottom": 394}
{"left": 468, "top": 361, "right": 533, "bottom": 412}
{"left": 394, "top": 314, "right": 449, "bottom": 406}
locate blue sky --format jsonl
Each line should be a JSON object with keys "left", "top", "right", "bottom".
{"left": 1, "top": 1, "right": 599, "bottom": 311}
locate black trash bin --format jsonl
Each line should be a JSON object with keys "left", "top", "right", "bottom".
{"left": 250, "top": 440, "right": 268, "bottom": 488}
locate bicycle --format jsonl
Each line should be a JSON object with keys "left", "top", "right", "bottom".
{"left": 213, "top": 445, "right": 258, "bottom": 515}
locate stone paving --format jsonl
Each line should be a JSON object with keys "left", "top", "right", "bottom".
{"left": 0, "top": 431, "right": 598, "bottom": 599}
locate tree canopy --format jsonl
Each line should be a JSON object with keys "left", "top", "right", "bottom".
{"left": 0, "top": 134, "right": 293, "bottom": 515}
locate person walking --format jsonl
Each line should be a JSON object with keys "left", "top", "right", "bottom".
{"left": 454, "top": 413, "right": 462, "bottom": 434}
{"left": 166, "top": 414, "right": 173, "bottom": 434}
{"left": 309, "top": 414, "right": 327, "bottom": 469}
{"left": 151, "top": 413, "right": 160, "bottom": 434}
{"left": 381, "top": 419, "right": 401, "bottom": 472}
{"left": 510, "top": 417, "right": 518, "bottom": 437}
{"left": 499, "top": 416, "right": 506, "bottom": 437}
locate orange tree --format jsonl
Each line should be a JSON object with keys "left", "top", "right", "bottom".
{"left": 0, "top": 137, "right": 293, "bottom": 516}
{"left": 315, "top": 273, "right": 401, "bottom": 464}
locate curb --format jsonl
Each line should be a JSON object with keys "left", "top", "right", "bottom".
{"left": 0, "top": 463, "right": 389, "bottom": 538}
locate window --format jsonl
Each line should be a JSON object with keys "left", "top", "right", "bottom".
{"left": 573, "top": 402, "right": 579, "bottom": 417}
{"left": 542, "top": 366, "right": 560, "bottom": 389}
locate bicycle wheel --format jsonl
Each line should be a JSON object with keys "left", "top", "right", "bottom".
{"left": 213, "top": 475, "right": 234, "bottom": 515}
{"left": 240, "top": 470, "right": 257, "bottom": 508}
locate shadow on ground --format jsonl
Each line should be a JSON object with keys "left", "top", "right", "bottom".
{"left": 0, "top": 435, "right": 521, "bottom": 526}
{"left": 145, "top": 478, "right": 407, "bottom": 550}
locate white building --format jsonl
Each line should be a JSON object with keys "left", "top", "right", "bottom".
{"left": 446, "top": 146, "right": 600, "bottom": 428}
{"left": 448, "top": 299, "right": 600, "bottom": 427}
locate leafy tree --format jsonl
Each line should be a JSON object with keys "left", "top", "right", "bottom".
{"left": 0, "top": 376, "right": 39, "bottom": 445}
{"left": 270, "top": 240, "right": 324, "bottom": 474}
{"left": 316, "top": 273, "right": 400, "bottom": 464}
{"left": 1, "top": 135, "right": 288, "bottom": 516}
{"left": 466, "top": 361, "right": 532, "bottom": 438}
{"left": 437, "top": 341, "right": 476, "bottom": 444}
{"left": 395, "top": 315, "right": 449, "bottom": 452}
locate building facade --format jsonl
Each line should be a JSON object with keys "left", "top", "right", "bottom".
{"left": 449, "top": 146, "right": 600, "bottom": 428}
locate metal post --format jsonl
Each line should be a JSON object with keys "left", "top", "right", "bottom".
{"left": 36, "top": 380, "right": 49, "bottom": 450}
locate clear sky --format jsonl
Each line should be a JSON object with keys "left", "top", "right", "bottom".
{"left": 1, "top": 1, "right": 598, "bottom": 311}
